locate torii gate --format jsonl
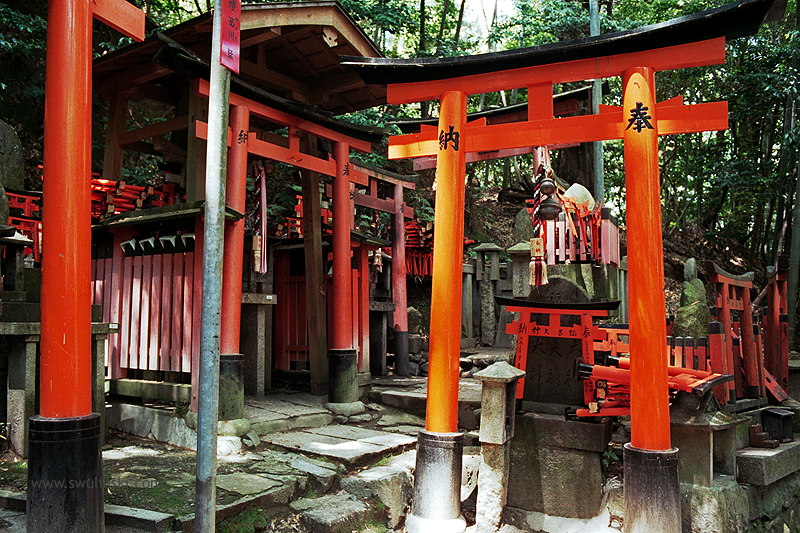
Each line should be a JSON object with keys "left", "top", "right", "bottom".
{"left": 343, "top": 1, "right": 781, "bottom": 531}
{"left": 192, "top": 79, "right": 413, "bottom": 398}
{"left": 33, "top": 0, "right": 144, "bottom": 531}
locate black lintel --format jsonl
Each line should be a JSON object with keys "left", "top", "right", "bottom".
{"left": 341, "top": 0, "right": 784, "bottom": 85}
{"left": 495, "top": 296, "right": 621, "bottom": 311}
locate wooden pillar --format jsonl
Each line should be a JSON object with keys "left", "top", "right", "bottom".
{"left": 40, "top": 0, "right": 93, "bottom": 418}
{"left": 622, "top": 66, "right": 681, "bottom": 533}
{"left": 426, "top": 91, "right": 468, "bottom": 433}
{"left": 220, "top": 105, "right": 250, "bottom": 355}
{"left": 392, "top": 183, "right": 410, "bottom": 375}
{"left": 301, "top": 169, "right": 328, "bottom": 394}
{"left": 622, "top": 67, "right": 671, "bottom": 452}
{"left": 740, "top": 286, "right": 763, "bottom": 397}
{"left": 332, "top": 142, "right": 354, "bottom": 350}
{"left": 102, "top": 91, "right": 128, "bottom": 181}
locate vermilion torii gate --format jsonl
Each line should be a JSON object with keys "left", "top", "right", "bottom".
{"left": 35, "top": 0, "right": 144, "bottom": 531}
{"left": 343, "top": 1, "right": 781, "bottom": 531}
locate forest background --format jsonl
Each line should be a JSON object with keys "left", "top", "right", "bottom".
{"left": 0, "top": 0, "right": 799, "bottom": 336}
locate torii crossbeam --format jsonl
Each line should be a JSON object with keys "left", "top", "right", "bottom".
{"left": 343, "top": 1, "right": 782, "bottom": 532}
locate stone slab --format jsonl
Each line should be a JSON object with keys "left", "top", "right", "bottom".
{"left": 361, "top": 433, "right": 416, "bottom": 448}
{"left": 340, "top": 459, "right": 413, "bottom": 528}
{"left": 307, "top": 424, "right": 415, "bottom": 449}
{"left": 242, "top": 404, "right": 285, "bottom": 423}
{"left": 216, "top": 473, "right": 282, "bottom": 495}
{"left": 251, "top": 399, "right": 328, "bottom": 418}
{"left": 306, "top": 425, "right": 388, "bottom": 440}
{"left": 736, "top": 441, "right": 800, "bottom": 486}
{"left": 290, "top": 492, "right": 373, "bottom": 533}
{"left": 508, "top": 414, "right": 608, "bottom": 518}
{"left": 264, "top": 432, "right": 387, "bottom": 466}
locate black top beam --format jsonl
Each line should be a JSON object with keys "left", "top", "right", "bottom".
{"left": 341, "top": 0, "right": 784, "bottom": 85}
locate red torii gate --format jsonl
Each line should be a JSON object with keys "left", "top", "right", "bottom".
{"left": 343, "top": 1, "right": 781, "bottom": 531}
{"left": 35, "top": 0, "right": 144, "bottom": 530}
{"left": 192, "top": 78, "right": 413, "bottom": 397}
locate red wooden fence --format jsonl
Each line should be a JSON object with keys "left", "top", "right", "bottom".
{"left": 91, "top": 233, "right": 200, "bottom": 380}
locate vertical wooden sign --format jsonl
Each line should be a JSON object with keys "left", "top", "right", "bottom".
{"left": 220, "top": 0, "right": 241, "bottom": 73}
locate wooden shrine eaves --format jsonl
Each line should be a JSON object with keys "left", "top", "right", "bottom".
{"left": 93, "top": 1, "right": 385, "bottom": 113}
{"left": 164, "top": 46, "right": 386, "bottom": 145}
{"left": 97, "top": 201, "right": 241, "bottom": 228}
{"left": 342, "top": 0, "right": 782, "bottom": 96}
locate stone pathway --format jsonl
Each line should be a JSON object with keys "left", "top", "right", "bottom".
{"left": 263, "top": 425, "right": 416, "bottom": 467}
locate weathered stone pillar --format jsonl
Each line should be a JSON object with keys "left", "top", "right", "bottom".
{"left": 473, "top": 362, "right": 525, "bottom": 533}
{"left": 507, "top": 242, "right": 532, "bottom": 299}
{"left": 474, "top": 243, "right": 503, "bottom": 347}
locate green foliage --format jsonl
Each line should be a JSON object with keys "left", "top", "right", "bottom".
{"left": 0, "top": 4, "right": 46, "bottom": 151}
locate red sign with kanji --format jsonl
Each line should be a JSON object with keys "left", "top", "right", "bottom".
{"left": 220, "top": 0, "right": 241, "bottom": 73}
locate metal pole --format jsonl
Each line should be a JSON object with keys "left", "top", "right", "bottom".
{"left": 589, "top": 0, "right": 605, "bottom": 204}
{"left": 195, "top": 0, "right": 231, "bottom": 530}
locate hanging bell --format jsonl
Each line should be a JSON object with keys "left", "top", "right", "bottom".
{"left": 539, "top": 177, "right": 557, "bottom": 196}
{"left": 538, "top": 196, "right": 561, "bottom": 221}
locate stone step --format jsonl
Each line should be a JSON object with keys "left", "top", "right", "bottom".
{"left": 262, "top": 425, "right": 416, "bottom": 469}
{"left": 736, "top": 440, "right": 800, "bottom": 486}
{"left": 289, "top": 491, "right": 381, "bottom": 533}
{"left": 340, "top": 451, "right": 415, "bottom": 529}
{"left": 377, "top": 389, "right": 482, "bottom": 430}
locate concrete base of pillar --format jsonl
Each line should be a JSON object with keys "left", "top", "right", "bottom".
{"left": 623, "top": 443, "right": 681, "bottom": 533}
{"left": 405, "top": 513, "right": 466, "bottom": 533}
{"left": 27, "top": 413, "right": 104, "bottom": 533}
{"left": 411, "top": 430, "right": 464, "bottom": 528}
{"left": 328, "top": 348, "right": 358, "bottom": 403}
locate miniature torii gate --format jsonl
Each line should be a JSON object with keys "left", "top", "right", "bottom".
{"left": 343, "top": 1, "right": 780, "bottom": 531}
{"left": 34, "top": 0, "right": 144, "bottom": 531}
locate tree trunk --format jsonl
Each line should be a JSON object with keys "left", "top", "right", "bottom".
{"left": 419, "top": 0, "right": 427, "bottom": 53}
{"left": 453, "top": 0, "right": 467, "bottom": 51}
{"left": 435, "top": 0, "right": 452, "bottom": 55}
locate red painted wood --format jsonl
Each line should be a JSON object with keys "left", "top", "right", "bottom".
{"left": 185, "top": 250, "right": 197, "bottom": 373}
{"left": 109, "top": 231, "right": 128, "bottom": 377}
{"left": 159, "top": 254, "right": 173, "bottom": 371}
{"left": 139, "top": 254, "right": 151, "bottom": 370}
{"left": 357, "top": 248, "right": 370, "bottom": 372}
{"left": 221, "top": 105, "right": 250, "bottom": 355}
{"left": 170, "top": 253, "right": 184, "bottom": 372}
{"left": 129, "top": 255, "right": 143, "bottom": 370}
{"left": 120, "top": 254, "right": 133, "bottom": 369}
{"left": 148, "top": 255, "right": 162, "bottom": 371}
{"left": 513, "top": 310, "right": 531, "bottom": 400}
{"left": 386, "top": 39, "right": 726, "bottom": 104}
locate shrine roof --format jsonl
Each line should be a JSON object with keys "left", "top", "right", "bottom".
{"left": 341, "top": 0, "right": 784, "bottom": 85}
{"left": 93, "top": 1, "right": 385, "bottom": 114}
{"left": 154, "top": 39, "right": 386, "bottom": 143}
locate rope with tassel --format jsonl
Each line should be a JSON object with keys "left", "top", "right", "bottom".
{"left": 527, "top": 164, "right": 551, "bottom": 286}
